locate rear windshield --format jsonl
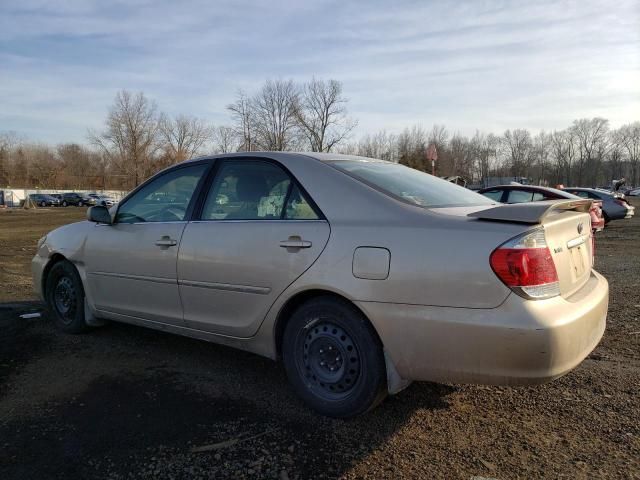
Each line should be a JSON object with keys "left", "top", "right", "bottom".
{"left": 328, "top": 160, "right": 493, "bottom": 208}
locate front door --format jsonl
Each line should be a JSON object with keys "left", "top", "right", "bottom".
{"left": 178, "top": 159, "right": 330, "bottom": 337}
{"left": 85, "top": 162, "right": 209, "bottom": 325}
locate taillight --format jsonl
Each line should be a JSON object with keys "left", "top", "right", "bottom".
{"left": 490, "top": 229, "right": 560, "bottom": 300}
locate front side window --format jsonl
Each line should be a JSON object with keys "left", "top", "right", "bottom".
{"left": 481, "top": 190, "right": 503, "bottom": 202}
{"left": 328, "top": 160, "right": 492, "bottom": 208}
{"left": 116, "top": 163, "right": 207, "bottom": 223}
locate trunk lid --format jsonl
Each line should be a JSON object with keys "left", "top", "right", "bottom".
{"left": 469, "top": 200, "right": 594, "bottom": 298}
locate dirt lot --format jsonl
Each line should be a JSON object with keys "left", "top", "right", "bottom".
{"left": 1, "top": 204, "right": 639, "bottom": 479}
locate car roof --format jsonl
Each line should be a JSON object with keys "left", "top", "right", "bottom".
{"left": 188, "top": 152, "right": 388, "bottom": 164}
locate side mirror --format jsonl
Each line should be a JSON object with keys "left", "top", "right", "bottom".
{"left": 87, "top": 206, "right": 112, "bottom": 224}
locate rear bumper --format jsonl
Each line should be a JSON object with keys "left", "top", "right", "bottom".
{"left": 357, "top": 270, "right": 608, "bottom": 386}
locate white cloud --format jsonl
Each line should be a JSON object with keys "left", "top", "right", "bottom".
{"left": 0, "top": 0, "right": 638, "bottom": 143}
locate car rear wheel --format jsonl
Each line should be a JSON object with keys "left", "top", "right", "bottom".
{"left": 282, "top": 296, "right": 387, "bottom": 418}
{"left": 62, "top": 201, "right": 68, "bottom": 207}
{"left": 40, "top": 201, "right": 46, "bottom": 207}
{"left": 45, "top": 260, "right": 89, "bottom": 334}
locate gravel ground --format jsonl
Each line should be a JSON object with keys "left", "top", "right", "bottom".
{"left": 1, "top": 203, "right": 639, "bottom": 480}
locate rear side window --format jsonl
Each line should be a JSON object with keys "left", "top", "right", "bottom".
{"left": 328, "top": 160, "right": 492, "bottom": 208}
{"left": 284, "top": 184, "right": 319, "bottom": 219}
{"left": 506, "top": 190, "right": 534, "bottom": 203}
{"left": 570, "top": 191, "right": 590, "bottom": 199}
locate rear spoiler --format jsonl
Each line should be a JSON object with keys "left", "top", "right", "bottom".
{"left": 468, "top": 199, "right": 592, "bottom": 224}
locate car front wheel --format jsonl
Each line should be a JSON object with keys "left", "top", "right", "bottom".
{"left": 45, "top": 260, "right": 89, "bottom": 334}
{"left": 62, "top": 201, "right": 68, "bottom": 207}
{"left": 282, "top": 296, "right": 387, "bottom": 418}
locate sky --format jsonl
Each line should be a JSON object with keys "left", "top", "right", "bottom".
{"left": 1, "top": 0, "right": 639, "bottom": 145}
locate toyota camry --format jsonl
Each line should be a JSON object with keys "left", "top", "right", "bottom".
{"left": 32, "top": 152, "right": 608, "bottom": 417}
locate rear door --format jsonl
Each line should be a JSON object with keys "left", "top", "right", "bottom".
{"left": 178, "top": 159, "right": 330, "bottom": 337}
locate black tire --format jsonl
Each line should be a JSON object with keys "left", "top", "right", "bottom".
{"left": 282, "top": 296, "right": 387, "bottom": 418}
{"left": 40, "top": 201, "right": 46, "bottom": 207}
{"left": 78, "top": 201, "right": 83, "bottom": 207}
{"left": 45, "top": 260, "right": 89, "bottom": 334}
{"left": 603, "top": 212, "right": 610, "bottom": 224}
{"left": 62, "top": 201, "right": 68, "bottom": 207}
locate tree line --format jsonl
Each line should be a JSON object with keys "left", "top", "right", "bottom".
{"left": 0, "top": 78, "right": 638, "bottom": 191}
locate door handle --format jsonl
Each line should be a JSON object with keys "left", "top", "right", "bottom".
{"left": 155, "top": 236, "right": 177, "bottom": 247}
{"left": 280, "top": 237, "right": 312, "bottom": 249}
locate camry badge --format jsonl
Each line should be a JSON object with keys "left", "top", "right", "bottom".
{"left": 577, "top": 223, "right": 584, "bottom": 234}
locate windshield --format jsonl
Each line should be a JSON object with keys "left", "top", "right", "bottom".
{"left": 328, "top": 160, "right": 493, "bottom": 208}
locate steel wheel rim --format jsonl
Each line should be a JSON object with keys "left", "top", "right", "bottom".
{"left": 53, "top": 276, "right": 76, "bottom": 323}
{"left": 297, "top": 320, "right": 361, "bottom": 401}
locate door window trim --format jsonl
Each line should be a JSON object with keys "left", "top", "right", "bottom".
{"left": 192, "top": 156, "right": 326, "bottom": 222}
{"left": 113, "top": 160, "right": 213, "bottom": 225}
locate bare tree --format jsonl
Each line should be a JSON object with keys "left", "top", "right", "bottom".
{"left": 618, "top": 122, "right": 640, "bottom": 185}
{"left": 550, "top": 129, "right": 577, "bottom": 186}
{"left": 295, "top": 78, "right": 356, "bottom": 152}
{"left": 89, "top": 90, "right": 160, "bottom": 187}
{"left": 158, "top": 114, "right": 212, "bottom": 164}
{"left": 251, "top": 79, "right": 300, "bottom": 151}
{"left": 357, "top": 130, "right": 397, "bottom": 161}
{"left": 570, "top": 118, "right": 609, "bottom": 186}
{"left": 212, "top": 125, "right": 238, "bottom": 154}
{"left": 470, "top": 131, "right": 498, "bottom": 185}
{"left": 501, "top": 129, "right": 534, "bottom": 178}
{"left": 56, "top": 143, "right": 102, "bottom": 189}
{"left": 0, "top": 132, "right": 21, "bottom": 186}
{"left": 396, "top": 125, "right": 428, "bottom": 170}
{"left": 226, "top": 90, "right": 254, "bottom": 152}
{"left": 532, "top": 131, "right": 552, "bottom": 185}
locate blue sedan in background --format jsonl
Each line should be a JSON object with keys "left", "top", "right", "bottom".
{"left": 563, "top": 187, "right": 635, "bottom": 223}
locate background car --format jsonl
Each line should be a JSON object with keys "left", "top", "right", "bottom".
{"left": 625, "top": 187, "right": 640, "bottom": 197}
{"left": 28, "top": 193, "right": 61, "bottom": 207}
{"left": 88, "top": 193, "right": 116, "bottom": 207}
{"left": 563, "top": 187, "right": 635, "bottom": 223}
{"left": 60, "top": 192, "right": 91, "bottom": 207}
{"left": 478, "top": 185, "right": 605, "bottom": 232}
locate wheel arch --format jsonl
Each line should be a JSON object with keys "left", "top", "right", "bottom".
{"left": 41, "top": 253, "right": 68, "bottom": 298}
{"left": 273, "top": 288, "right": 411, "bottom": 396}
{"left": 274, "top": 289, "right": 372, "bottom": 360}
